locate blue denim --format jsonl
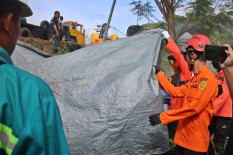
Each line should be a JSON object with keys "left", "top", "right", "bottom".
{"left": 53, "top": 35, "right": 60, "bottom": 53}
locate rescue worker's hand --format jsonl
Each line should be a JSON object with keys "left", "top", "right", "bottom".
{"left": 152, "top": 65, "right": 160, "bottom": 74}
{"left": 149, "top": 113, "right": 161, "bottom": 126}
{"left": 217, "top": 85, "right": 223, "bottom": 97}
{"left": 162, "top": 31, "right": 170, "bottom": 39}
{"left": 220, "top": 44, "right": 233, "bottom": 69}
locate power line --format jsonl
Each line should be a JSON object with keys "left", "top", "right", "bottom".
{"left": 110, "top": 26, "right": 126, "bottom": 36}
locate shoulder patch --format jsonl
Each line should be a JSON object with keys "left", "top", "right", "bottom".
{"left": 199, "top": 81, "right": 207, "bottom": 90}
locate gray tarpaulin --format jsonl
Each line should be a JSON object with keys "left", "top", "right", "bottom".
{"left": 12, "top": 28, "right": 169, "bottom": 155}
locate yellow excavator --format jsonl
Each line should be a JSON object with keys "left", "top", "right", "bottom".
{"left": 63, "top": 21, "right": 85, "bottom": 45}
{"left": 91, "top": 23, "right": 118, "bottom": 44}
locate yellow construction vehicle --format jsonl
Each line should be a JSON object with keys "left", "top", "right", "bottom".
{"left": 63, "top": 21, "right": 85, "bottom": 45}
{"left": 91, "top": 23, "right": 118, "bottom": 44}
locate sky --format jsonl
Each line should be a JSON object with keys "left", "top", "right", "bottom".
{"left": 26, "top": 0, "right": 163, "bottom": 38}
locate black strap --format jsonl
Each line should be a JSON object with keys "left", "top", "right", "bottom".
{"left": 0, "top": 60, "right": 5, "bottom": 65}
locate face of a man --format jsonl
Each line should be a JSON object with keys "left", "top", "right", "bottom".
{"left": 8, "top": 15, "right": 21, "bottom": 55}
{"left": 55, "top": 12, "right": 60, "bottom": 18}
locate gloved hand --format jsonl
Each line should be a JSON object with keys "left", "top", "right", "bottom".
{"left": 217, "top": 84, "right": 223, "bottom": 97}
{"left": 149, "top": 113, "right": 161, "bottom": 126}
{"left": 152, "top": 65, "right": 160, "bottom": 74}
{"left": 162, "top": 31, "right": 170, "bottom": 39}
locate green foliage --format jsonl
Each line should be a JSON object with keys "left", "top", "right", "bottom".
{"left": 54, "top": 42, "right": 81, "bottom": 56}
{"left": 56, "top": 44, "right": 69, "bottom": 55}
{"left": 142, "top": 21, "right": 166, "bottom": 29}
{"left": 169, "top": 138, "right": 177, "bottom": 150}
{"left": 131, "top": 0, "right": 233, "bottom": 45}
{"left": 130, "top": 0, "right": 155, "bottom": 23}
{"left": 177, "top": 0, "right": 233, "bottom": 45}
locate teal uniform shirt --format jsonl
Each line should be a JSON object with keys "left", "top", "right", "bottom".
{"left": 0, "top": 47, "right": 70, "bottom": 155}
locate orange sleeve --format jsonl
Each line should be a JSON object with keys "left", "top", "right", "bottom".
{"left": 158, "top": 73, "right": 218, "bottom": 125}
{"left": 157, "top": 71, "right": 187, "bottom": 97}
{"left": 214, "top": 74, "right": 231, "bottom": 113}
{"left": 166, "top": 40, "right": 191, "bottom": 80}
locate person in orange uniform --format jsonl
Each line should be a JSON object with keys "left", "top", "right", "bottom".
{"left": 208, "top": 61, "right": 232, "bottom": 155}
{"left": 149, "top": 34, "right": 218, "bottom": 155}
{"left": 161, "top": 31, "right": 192, "bottom": 150}
{"left": 162, "top": 31, "right": 192, "bottom": 110}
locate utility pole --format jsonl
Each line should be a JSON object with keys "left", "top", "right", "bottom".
{"left": 103, "top": 0, "right": 117, "bottom": 42}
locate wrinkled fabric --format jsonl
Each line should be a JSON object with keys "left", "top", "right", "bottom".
{"left": 12, "top": 29, "right": 169, "bottom": 155}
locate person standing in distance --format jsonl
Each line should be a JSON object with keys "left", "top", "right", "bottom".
{"left": 52, "top": 11, "right": 60, "bottom": 53}
{"left": 59, "top": 16, "right": 64, "bottom": 41}
{"left": 0, "top": 0, "right": 70, "bottom": 154}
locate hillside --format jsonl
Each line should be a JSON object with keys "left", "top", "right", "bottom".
{"left": 18, "top": 37, "right": 82, "bottom": 55}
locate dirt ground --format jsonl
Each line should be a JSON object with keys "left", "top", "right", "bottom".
{"left": 19, "top": 37, "right": 82, "bottom": 55}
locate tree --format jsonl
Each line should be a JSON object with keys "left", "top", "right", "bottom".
{"left": 130, "top": 0, "right": 233, "bottom": 45}
{"left": 153, "top": 0, "right": 186, "bottom": 40}
{"left": 130, "top": 0, "right": 143, "bottom": 25}
{"left": 130, "top": 0, "right": 156, "bottom": 25}
{"left": 181, "top": 0, "right": 233, "bottom": 45}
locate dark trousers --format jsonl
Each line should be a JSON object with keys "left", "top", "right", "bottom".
{"left": 168, "top": 121, "right": 178, "bottom": 139}
{"left": 223, "top": 120, "right": 233, "bottom": 155}
{"left": 166, "top": 121, "right": 183, "bottom": 155}
{"left": 208, "top": 116, "right": 232, "bottom": 155}
{"left": 53, "top": 35, "right": 60, "bottom": 53}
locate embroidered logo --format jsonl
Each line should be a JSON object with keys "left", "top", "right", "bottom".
{"left": 199, "top": 81, "right": 207, "bottom": 90}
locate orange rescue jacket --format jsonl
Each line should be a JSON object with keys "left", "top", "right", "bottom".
{"left": 166, "top": 40, "right": 192, "bottom": 110}
{"left": 157, "top": 66, "right": 218, "bottom": 152}
{"left": 214, "top": 70, "right": 232, "bottom": 117}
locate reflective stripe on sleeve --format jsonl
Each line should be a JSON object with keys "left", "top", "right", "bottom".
{"left": 0, "top": 123, "right": 18, "bottom": 155}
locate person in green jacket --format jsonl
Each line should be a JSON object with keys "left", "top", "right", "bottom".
{"left": 0, "top": 0, "right": 70, "bottom": 154}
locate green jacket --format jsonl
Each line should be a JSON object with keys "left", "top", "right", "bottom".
{"left": 0, "top": 47, "right": 70, "bottom": 155}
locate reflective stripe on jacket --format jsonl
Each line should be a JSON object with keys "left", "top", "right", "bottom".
{"left": 0, "top": 123, "right": 18, "bottom": 154}
{"left": 166, "top": 40, "right": 192, "bottom": 110}
{"left": 157, "top": 65, "right": 218, "bottom": 152}
{"left": 214, "top": 70, "right": 232, "bottom": 117}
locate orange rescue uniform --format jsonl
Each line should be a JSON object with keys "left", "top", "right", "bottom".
{"left": 157, "top": 66, "right": 218, "bottom": 152}
{"left": 214, "top": 70, "right": 232, "bottom": 117}
{"left": 166, "top": 41, "right": 192, "bottom": 110}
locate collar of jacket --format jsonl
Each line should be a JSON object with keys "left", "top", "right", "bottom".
{"left": 216, "top": 69, "right": 223, "bottom": 75}
{"left": 0, "top": 46, "right": 14, "bottom": 65}
{"left": 193, "top": 65, "right": 208, "bottom": 77}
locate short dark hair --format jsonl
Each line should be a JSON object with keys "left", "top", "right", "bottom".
{"left": 194, "top": 51, "right": 205, "bottom": 61}
{"left": 0, "top": 1, "right": 21, "bottom": 21}
{"left": 54, "top": 11, "right": 60, "bottom": 15}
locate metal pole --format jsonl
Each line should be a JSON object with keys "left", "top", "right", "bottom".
{"left": 103, "top": 0, "right": 117, "bottom": 42}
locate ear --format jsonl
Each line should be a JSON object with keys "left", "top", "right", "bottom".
{"left": 1, "top": 13, "right": 14, "bottom": 34}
